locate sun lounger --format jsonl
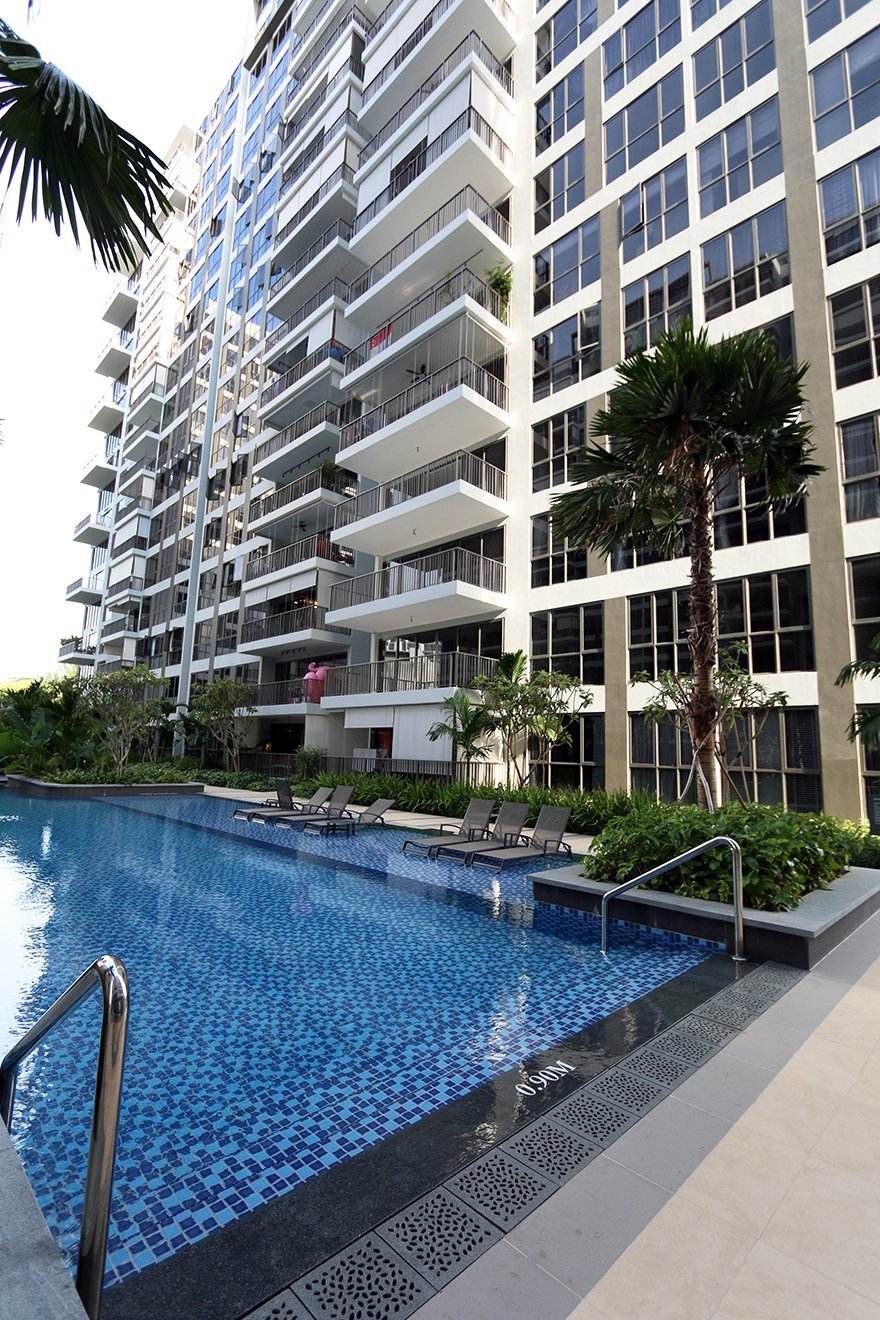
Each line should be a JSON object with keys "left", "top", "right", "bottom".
{"left": 233, "top": 784, "right": 331, "bottom": 823}
{"left": 470, "top": 806, "right": 573, "bottom": 872}
{"left": 302, "top": 798, "right": 395, "bottom": 836}
{"left": 401, "top": 797, "right": 494, "bottom": 859}
{"left": 274, "top": 785, "right": 354, "bottom": 829}
{"left": 436, "top": 802, "right": 530, "bottom": 865}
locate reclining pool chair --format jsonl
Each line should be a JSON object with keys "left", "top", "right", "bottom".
{"left": 233, "top": 784, "right": 331, "bottom": 823}
{"left": 436, "top": 801, "right": 530, "bottom": 865}
{"left": 401, "top": 797, "right": 494, "bottom": 859}
{"left": 470, "top": 806, "right": 573, "bottom": 872}
{"left": 274, "top": 785, "right": 354, "bottom": 830}
{"left": 303, "top": 797, "right": 395, "bottom": 836}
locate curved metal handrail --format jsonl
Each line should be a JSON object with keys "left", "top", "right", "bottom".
{"left": 600, "top": 836, "right": 745, "bottom": 961}
{"left": 0, "top": 954, "right": 130, "bottom": 1320}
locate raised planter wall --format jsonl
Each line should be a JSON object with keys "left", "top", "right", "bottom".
{"left": 3, "top": 775, "right": 204, "bottom": 799}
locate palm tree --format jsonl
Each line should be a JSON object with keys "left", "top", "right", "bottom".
{"left": 836, "top": 636, "right": 880, "bottom": 748}
{"left": 0, "top": 18, "right": 171, "bottom": 269}
{"left": 551, "top": 320, "right": 819, "bottom": 809}
{"left": 426, "top": 691, "right": 490, "bottom": 781}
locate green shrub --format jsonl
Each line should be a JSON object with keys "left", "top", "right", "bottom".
{"left": 840, "top": 819, "right": 880, "bottom": 869}
{"left": 582, "top": 801, "right": 854, "bottom": 911}
{"left": 48, "top": 762, "right": 273, "bottom": 791}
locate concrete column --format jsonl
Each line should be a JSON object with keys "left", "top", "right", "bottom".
{"left": 603, "top": 595, "right": 630, "bottom": 791}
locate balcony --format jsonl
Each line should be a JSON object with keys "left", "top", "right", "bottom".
{"left": 322, "top": 650, "right": 498, "bottom": 702}
{"left": 72, "top": 509, "right": 113, "bottom": 547}
{"left": 66, "top": 573, "right": 104, "bottom": 605}
{"left": 339, "top": 356, "right": 509, "bottom": 481}
{"left": 279, "top": 56, "right": 364, "bottom": 162}
{"left": 332, "top": 449, "right": 507, "bottom": 555}
{"left": 123, "top": 419, "right": 162, "bottom": 463}
{"left": 102, "top": 277, "right": 139, "bottom": 328}
{"left": 265, "top": 277, "right": 350, "bottom": 365}
{"left": 350, "top": 108, "right": 512, "bottom": 263}
{"left": 238, "top": 603, "right": 351, "bottom": 655}
{"left": 118, "top": 456, "right": 156, "bottom": 496}
{"left": 253, "top": 402, "right": 342, "bottom": 483}
{"left": 88, "top": 383, "right": 127, "bottom": 433}
{"left": 358, "top": 32, "right": 514, "bottom": 169}
{"left": 95, "top": 328, "right": 134, "bottom": 378}
{"left": 250, "top": 464, "right": 358, "bottom": 534}
{"left": 127, "top": 363, "right": 169, "bottom": 428}
{"left": 58, "top": 638, "right": 97, "bottom": 665}
{"left": 105, "top": 576, "right": 145, "bottom": 609}
{"left": 244, "top": 533, "right": 356, "bottom": 590}
{"left": 259, "top": 339, "right": 349, "bottom": 425}
{"left": 247, "top": 677, "right": 335, "bottom": 713}
{"left": 285, "top": 7, "right": 371, "bottom": 113}
{"left": 360, "top": 0, "right": 515, "bottom": 130}
{"left": 345, "top": 186, "right": 511, "bottom": 325}
{"left": 270, "top": 213, "right": 355, "bottom": 313}
{"left": 102, "top": 614, "right": 140, "bottom": 642}
{"left": 81, "top": 448, "right": 118, "bottom": 488}
{"left": 279, "top": 110, "right": 365, "bottom": 210}
{"left": 326, "top": 546, "right": 506, "bottom": 631}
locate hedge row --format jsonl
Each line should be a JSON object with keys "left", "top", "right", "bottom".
{"left": 49, "top": 762, "right": 275, "bottom": 791}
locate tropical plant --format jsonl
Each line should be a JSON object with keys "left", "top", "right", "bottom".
{"left": 551, "top": 320, "right": 819, "bottom": 809}
{"left": 0, "top": 675, "right": 96, "bottom": 774}
{"left": 426, "top": 691, "right": 490, "bottom": 778}
{"left": 475, "top": 650, "right": 590, "bottom": 788}
{"left": 835, "top": 632, "right": 880, "bottom": 748}
{"left": 0, "top": 18, "right": 171, "bottom": 269}
{"left": 187, "top": 677, "right": 256, "bottom": 772}
{"left": 85, "top": 665, "right": 165, "bottom": 777}
{"left": 485, "top": 262, "right": 512, "bottom": 301}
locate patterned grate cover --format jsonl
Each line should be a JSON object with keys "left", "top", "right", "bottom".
{"left": 549, "top": 1090, "right": 639, "bottom": 1145}
{"left": 447, "top": 1150, "right": 554, "bottom": 1229}
{"left": 501, "top": 1116, "right": 600, "bottom": 1183}
{"left": 292, "top": 1235, "right": 430, "bottom": 1319}
{"left": 586, "top": 1068, "right": 667, "bottom": 1114}
{"left": 376, "top": 1187, "right": 500, "bottom": 1286}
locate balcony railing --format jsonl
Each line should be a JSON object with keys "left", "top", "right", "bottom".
{"left": 253, "top": 401, "right": 342, "bottom": 468}
{"left": 98, "top": 327, "right": 134, "bottom": 361}
{"left": 271, "top": 211, "right": 353, "bottom": 295}
{"left": 347, "top": 187, "right": 510, "bottom": 302}
{"left": 329, "top": 546, "right": 506, "bottom": 611}
{"left": 73, "top": 510, "right": 113, "bottom": 537}
{"left": 102, "top": 615, "right": 139, "bottom": 639}
{"left": 358, "top": 32, "right": 514, "bottom": 167}
{"left": 344, "top": 269, "right": 508, "bottom": 376}
{"left": 123, "top": 418, "right": 160, "bottom": 453}
{"left": 324, "top": 650, "right": 498, "bottom": 696}
{"left": 58, "top": 639, "right": 96, "bottom": 659}
{"left": 353, "top": 109, "right": 510, "bottom": 235}
{"left": 285, "top": 7, "right": 371, "bottom": 106}
{"left": 249, "top": 678, "right": 310, "bottom": 705}
{"left": 67, "top": 573, "right": 103, "bottom": 596}
{"left": 280, "top": 57, "right": 365, "bottom": 154}
{"left": 106, "top": 577, "right": 145, "bottom": 599}
{"left": 245, "top": 534, "right": 355, "bottom": 582}
{"left": 261, "top": 340, "right": 348, "bottom": 407}
{"left": 251, "top": 465, "right": 357, "bottom": 523}
{"left": 340, "top": 357, "right": 508, "bottom": 450}
{"left": 129, "top": 363, "right": 169, "bottom": 412}
{"left": 363, "top": 0, "right": 457, "bottom": 102}
{"left": 279, "top": 108, "right": 361, "bottom": 202}
{"left": 334, "top": 449, "right": 506, "bottom": 530}
{"left": 266, "top": 277, "right": 350, "bottom": 354}
{"left": 240, "top": 604, "right": 350, "bottom": 644}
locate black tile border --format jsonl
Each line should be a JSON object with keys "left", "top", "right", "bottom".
{"left": 101, "top": 953, "right": 787, "bottom": 1320}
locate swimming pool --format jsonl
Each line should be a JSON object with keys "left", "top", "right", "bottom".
{"left": 0, "top": 793, "right": 719, "bottom": 1292}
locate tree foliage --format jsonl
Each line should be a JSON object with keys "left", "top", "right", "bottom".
{"left": 475, "top": 650, "right": 591, "bottom": 788}
{"left": 186, "top": 678, "right": 255, "bottom": 772}
{"left": 836, "top": 631, "right": 880, "bottom": 748}
{"left": 85, "top": 665, "right": 165, "bottom": 777}
{"left": 0, "top": 675, "right": 95, "bottom": 774}
{"left": 551, "top": 320, "right": 818, "bottom": 808}
{"left": 426, "top": 691, "right": 491, "bottom": 777}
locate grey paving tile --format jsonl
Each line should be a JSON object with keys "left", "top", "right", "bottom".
{"left": 0, "top": 1231, "right": 86, "bottom": 1320}
{"left": 723, "top": 1019, "right": 810, "bottom": 1073}
{"left": 376, "top": 1187, "right": 501, "bottom": 1288}
{"left": 745, "top": 988, "right": 840, "bottom": 1036}
{"left": 505, "top": 1153, "right": 669, "bottom": 1297}
{"left": 601, "top": 1094, "right": 730, "bottom": 1193}
{"left": 672, "top": 1051, "right": 775, "bottom": 1122}
{"left": 407, "top": 1240, "right": 580, "bottom": 1320}
{"left": 0, "top": 1147, "right": 58, "bottom": 1249}
{"left": 241, "top": 1289, "right": 311, "bottom": 1320}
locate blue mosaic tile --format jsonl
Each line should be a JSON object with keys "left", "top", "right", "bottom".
{"left": 0, "top": 793, "right": 718, "bottom": 1288}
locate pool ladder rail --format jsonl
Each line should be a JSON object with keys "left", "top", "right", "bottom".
{"left": 0, "top": 954, "right": 130, "bottom": 1320}
{"left": 600, "top": 835, "right": 746, "bottom": 961}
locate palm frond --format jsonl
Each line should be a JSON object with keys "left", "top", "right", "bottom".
{"left": 0, "top": 20, "right": 172, "bottom": 270}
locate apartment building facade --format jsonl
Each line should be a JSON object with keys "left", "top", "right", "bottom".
{"left": 63, "top": 0, "right": 880, "bottom": 823}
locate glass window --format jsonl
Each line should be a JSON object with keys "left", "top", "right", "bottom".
{"left": 535, "top": 142, "right": 585, "bottom": 233}
{"left": 532, "top": 405, "right": 586, "bottom": 491}
{"left": 851, "top": 555, "right": 880, "bottom": 658}
{"left": 531, "top": 515, "right": 588, "bottom": 586}
{"left": 811, "top": 27, "right": 880, "bottom": 150}
{"left": 702, "top": 201, "right": 789, "bottom": 320}
{"left": 829, "top": 277, "right": 880, "bottom": 388}
{"left": 621, "top": 157, "right": 688, "bottom": 262}
{"left": 536, "top": 64, "right": 585, "bottom": 153}
{"left": 805, "top": 0, "right": 872, "bottom": 44}
{"left": 819, "top": 145, "right": 880, "bottom": 265}
{"left": 531, "top": 604, "right": 604, "bottom": 684}
{"left": 840, "top": 414, "right": 880, "bottom": 522}
{"left": 536, "top": 0, "right": 599, "bottom": 80}
{"left": 725, "top": 709, "right": 822, "bottom": 811}
{"left": 603, "top": 0, "right": 682, "bottom": 99}
{"left": 623, "top": 254, "right": 691, "bottom": 355}
{"left": 714, "top": 471, "right": 806, "bottom": 548}
{"left": 698, "top": 96, "right": 782, "bottom": 216}
{"left": 605, "top": 65, "right": 684, "bottom": 181}
{"left": 693, "top": 0, "right": 775, "bottom": 121}
{"left": 534, "top": 216, "right": 600, "bottom": 311}
{"left": 533, "top": 306, "right": 601, "bottom": 400}
{"left": 691, "top": 0, "right": 736, "bottom": 28}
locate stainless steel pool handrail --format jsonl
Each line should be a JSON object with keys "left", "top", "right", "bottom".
{"left": 600, "top": 837, "right": 746, "bottom": 962}
{"left": 0, "top": 954, "right": 129, "bottom": 1320}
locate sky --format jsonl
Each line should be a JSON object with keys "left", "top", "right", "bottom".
{"left": 0, "top": 0, "right": 250, "bottom": 681}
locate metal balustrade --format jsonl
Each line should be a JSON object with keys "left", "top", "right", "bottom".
{"left": 248, "top": 678, "right": 310, "bottom": 705}
{"left": 279, "top": 108, "right": 361, "bottom": 201}
{"left": 128, "top": 363, "right": 169, "bottom": 412}
{"left": 59, "top": 639, "right": 96, "bottom": 658}
{"left": 261, "top": 340, "right": 348, "bottom": 407}
{"left": 271, "top": 212, "right": 353, "bottom": 294}
{"left": 280, "top": 57, "right": 365, "bottom": 153}
{"left": 251, "top": 465, "right": 357, "bottom": 522}
{"left": 245, "top": 534, "right": 355, "bottom": 582}
{"left": 353, "top": 109, "right": 509, "bottom": 235}
{"left": 240, "top": 604, "right": 350, "bottom": 643}
{"left": 253, "top": 402, "right": 342, "bottom": 468}
{"left": 334, "top": 450, "right": 506, "bottom": 529}
{"left": 106, "top": 577, "right": 145, "bottom": 598}
{"left": 74, "top": 511, "right": 113, "bottom": 536}
{"left": 329, "top": 546, "right": 506, "bottom": 611}
{"left": 359, "top": 32, "right": 514, "bottom": 167}
{"left": 343, "top": 268, "right": 508, "bottom": 375}
{"left": 285, "top": 7, "right": 371, "bottom": 106}
{"left": 323, "top": 650, "right": 498, "bottom": 696}
{"left": 363, "top": 0, "right": 458, "bottom": 102}
{"left": 266, "top": 277, "right": 351, "bottom": 353}
{"left": 340, "top": 356, "right": 508, "bottom": 450}
{"left": 347, "top": 187, "right": 510, "bottom": 301}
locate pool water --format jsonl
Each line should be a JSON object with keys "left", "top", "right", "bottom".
{"left": 0, "top": 794, "right": 718, "bottom": 1287}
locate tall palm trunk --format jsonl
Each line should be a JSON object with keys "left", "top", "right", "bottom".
{"left": 687, "top": 471, "right": 721, "bottom": 808}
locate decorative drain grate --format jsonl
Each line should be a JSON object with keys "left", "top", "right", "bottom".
{"left": 292, "top": 1234, "right": 431, "bottom": 1320}
{"left": 586, "top": 1068, "right": 667, "bottom": 1114}
{"left": 446, "top": 1150, "right": 554, "bottom": 1230}
{"left": 376, "top": 1187, "right": 500, "bottom": 1287}
{"left": 695, "top": 997, "right": 767, "bottom": 1029}
{"left": 619, "top": 1046, "right": 695, "bottom": 1089}
{"left": 677, "top": 1014, "right": 739, "bottom": 1045}
{"left": 243, "top": 1290, "right": 313, "bottom": 1320}
{"left": 744, "top": 963, "right": 805, "bottom": 990}
{"left": 501, "top": 1116, "right": 600, "bottom": 1183}
{"left": 652, "top": 1025, "right": 729, "bottom": 1065}
{"left": 550, "top": 1089, "right": 639, "bottom": 1146}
